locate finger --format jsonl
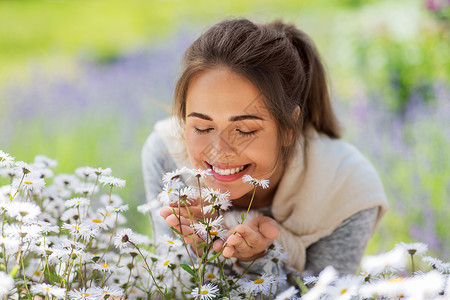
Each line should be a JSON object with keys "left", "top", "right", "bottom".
{"left": 160, "top": 206, "right": 173, "bottom": 219}
{"left": 213, "top": 239, "right": 224, "bottom": 252}
{"left": 171, "top": 224, "right": 195, "bottom": 237}
{"left": 222, "top": 245, "right": 235, "bottom": 258}
{"left": 165, "top": 214, "right": 191, "bottom": 227}
{"left": 259, "top": 217, "right": 279, "bottom": 240}
{"left": 234, "top": 224, "right": 260, "bottom": 246}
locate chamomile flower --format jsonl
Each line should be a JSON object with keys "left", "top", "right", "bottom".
{"left": 106, "top": 204, "right": 129, "bottom": 213}
{"left": 67, "top": 287, "right": 101, "bottom": 300}
{"left": 0, "top": 271, "right": 14, "bottom": 297}
{"left": 88, "top": 217, "right": 109, "bottom": 230}
{"left": 30, "top": 283, "right": 65, "bottom": 299}
{"left": 6, "top": 201, "right": 41, "bottom": 221}
{"left": 396, "top": 242, "right": 428, "bottom": 256}
{"left": 302, "top": 266, "right": 338, "bottom": 300}
{"left": 203, "top": 187, "right": 232, "bottom": 210}
{"left": 193, "top": 216, "right": 228, "bottom": 241}
{"left": 62, "top": 223, "right": 97, "bottom": 240}
{"left": 75, "top": 166, "right": 97, "bottom": 181}
{"left": 99, "top": 175, "right": 126, "bottom": 188}
{"left": 0, "top": 150, "right": 15, "bottom": 168}
{"left": 239, "top": 273, "right": 277, "bottom": 296}
{"left": 65, "top": 197, "right": 90, "bottom": 208}
{"left": 34, "top": 155, "right": 58, "bottom": 168}
{"left": 162, "top": 168, "right": 185, "bottom": 183}
{"left": 158, "top": 234, "right": 183, "bottom": 249}
{"left": 114, "top": 228, "right": 138, "bottom": 250}
{"left": 99, "top": 194, "right": 123, "bottom": 206}
{"left": 15, "top": 160, "right": 33, "bottom": 175}
{"left": 13, "top": 172, "right": 46, "bottom": 193}
{"left": 53, "top": 174, "right": 80, "bottom": 190}
{"left": 191, "top": 283, "right": 219, "bottom": 300}
{"left": 361, "top": 247, "right": 407, "bottom": 275}
{"left": 325, "top": 275, "right": 361, "bottom": 299}
{"left": 91, "top": 286, "right": 123, "bottom": 298}
{"left": 93, "top": 261, "right": 120, "bottom": 273}
{"left": 137, "top": 201, "right": 159, "bottom": 214}
{"left": 26, "top": 220, "right": 59, "bottom": 234}
{"left": 275, "top": 286, "right": 299, "bottom": 300}
{"left": 242, "top": 175, "right": 269, "bottom": 189}
{"left": 184, "top": 167, "right": 213, "bottom": 179}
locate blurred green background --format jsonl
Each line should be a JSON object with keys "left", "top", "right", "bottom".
{"left": 1, "top": 0, "right": 449, "bottom": 259}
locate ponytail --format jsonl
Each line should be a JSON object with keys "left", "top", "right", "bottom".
{"left": 268, "top": 21, "right": 341, "bottom": 139}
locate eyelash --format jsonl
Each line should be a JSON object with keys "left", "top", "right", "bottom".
{"left": 194, "top": 128, "right": 257, "bottom": 136}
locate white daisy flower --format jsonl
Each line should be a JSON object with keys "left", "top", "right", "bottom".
{"left": 30, "top": 283, "right": 65, "bottom": 299}
{"left": 25, "top": 220, "right": 59, "bottom": 234}
{"left": 158, "top": 234, "right": 183, "bottom": 249}
{"left": 242, "top": 175, "right": 270, "bottom": 189}
{"left": 193, "top": 216, "right": 228, "bottom": 241}
{"left": 275, "top": 286, "right": 299, "bottom": 300}
{"left": 0, "top": 150, "right": 15, "bottom": 168}
{"left": 184, "top": 167, "right": 213, "bottom": 179}
{"left": 12, "top": 172, "right": 46, "bottom": 193}
{"left": 0, "top": 236, "right": 20, "bottom": 251}
{"left": 90, "top": 286, "right": 123, "bottom": 298}
{"left": 137, "top": 201, "right": 159, "bottom": 214}
{"left": 303, "top": 275, "right": 318, "bottom": 286}
{"left": 88, "top": 217, "right": 109, "bottom": 230}
{"left": 4, "top": 223, "right": 42, "bottom": 242}
{"left": 53, "top": 174, "right": 80, "bottom": 190}
{"left": 396, "top": 242, "right": 428, "bottom": 256}
{"left": 61, "top": 208, "right": 81, "bottom": 222}
{"left": 402, "top": 270, "right": 445, "bottom": 299}
{"left": 203, "top": 187, "right": 232, "bottom": 210}
{"left": 5, "top": 201, "right": 41, "bottom": 221}
{"left": 93, "top": 261, "right": 120, "bottom": 273}
{"left": 99, "top": 194, "right": 123, "bottom": 207}
{"left": 75, "top": 166, "right": 98, "bottom": 181}
{"left": 65, "top": 197, "right": 90, "bottom": 208}
{"left": 99, "top": 175, "right": 126, "bottom": 188}
{"left": 162, "top": 168, "right": 185, "bottom": 183}
{"left": 34, "top": 155, "right": 58, "bottom": 168}
{"left": 73, "top": 183, "right": 97, "bottom": 196}
{"left": 361, "top": 247, "right": 407, "bottom": 275}
{"left": 62, "top": 223, "right": 97, "bottom": 240}
{"left": 67, "top": 287, "right": 101, "bottom": 299}
{"left": 114, "top": 228, "right": 138, "bottom": 250}
{"left": 191, "top": 283, "right": 219, "bottom": 300}
{"left": 325, "top": 275, "right": 361, "bottom": 299}
{"left": 0, "top": 167, "right": 19, "bottom": 179}
{"left": 92, "top": 167, "right": 112, "bottom": 176}
{"left": 15, "top": 160, "right": 33, "bottom": 175}
{"left": 0, "top": 271, "right": 14, "bottom": 297}
{"left": 238, "top": 273, "right": 276, "bottom": 296}
{"left": 302, "top": 266, "right": 337, "bottom": 300}
{"left": 422, "top": 256, "right": 450, "bottom": 273}
{"left": 106, "top": 204, "right": 129, "bottom": 213}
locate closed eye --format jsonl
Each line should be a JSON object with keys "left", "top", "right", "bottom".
{"left": 194, "top": 128, "right": 214, "bottom": 135}
{"left": 236, "top": 129, "right": 257, "bottom": 137}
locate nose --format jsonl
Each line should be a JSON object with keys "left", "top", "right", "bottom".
{"left": 214, "top": 127, "right": 238, "bottom": 157}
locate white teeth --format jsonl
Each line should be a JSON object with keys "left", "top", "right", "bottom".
{"left": 212, "top": 165, "right": 246, "bottom": 176}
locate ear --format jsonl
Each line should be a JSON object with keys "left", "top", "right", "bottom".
{"left": 282, "top": 106, "right": 301, "bottom": 147}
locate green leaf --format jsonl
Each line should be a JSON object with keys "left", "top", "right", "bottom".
{"left": 207, "top": 250, "right": 223, "bottom": 262}
{"left": 170, "top": 226, "right": 180, "bottom": 235}
{"left": 197, "top": 242, "right": 208, "bottom": 250}
{"left": 180, "top": 264, "right": 199, "bottom": 281}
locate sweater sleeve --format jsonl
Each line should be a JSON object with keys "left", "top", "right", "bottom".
{"left": 304, "top": 207, "right": 378, "bottom": 275}
{"left": 141, "top": 130, "right": 179, "bottom": 239}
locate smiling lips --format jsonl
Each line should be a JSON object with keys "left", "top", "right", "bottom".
{"left": 207, "top": 162, "right": 249, "bottom": 182}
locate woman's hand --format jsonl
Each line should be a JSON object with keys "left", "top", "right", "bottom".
{"left": 213, "top": 216, "right": 279, "bottom": 261}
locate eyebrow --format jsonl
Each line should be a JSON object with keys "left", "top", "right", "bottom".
{"left": 187, "top": 112, "right": 264, "bottom": 122}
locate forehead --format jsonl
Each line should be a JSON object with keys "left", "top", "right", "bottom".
{"left": 185, "top": 67, "right": 270, "bottom": 118}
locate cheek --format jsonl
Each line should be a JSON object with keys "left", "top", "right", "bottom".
{"left": 185, "top": 132, "right": 211, "bottom": 167}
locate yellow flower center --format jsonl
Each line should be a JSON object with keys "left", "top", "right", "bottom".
{"left": 24, "top": 181, "right": 33, "bottom": 185}
{"left": 210, "top": 231, "right": 218, "bottom": 235}
{"left": 102, "top": 264, "right": 110, "bottom": 268}
{"left": 106, "top": 213, "right": 111, "bottom": 217}
{"left": 167, "top": 240, "right": 174, "bottom": 244}
{"left": 72, "top": 226, "right": 80, "bottom": 230}
{"left": 114, "top": 206, "right": 120, "bottom": 209}
{"left": 340, "top": 289, "right": 347, "bottom": 294}
{"left": 254, "top": 278, "right": 265, "bottom": 284}
{"left": 207, "top": 273, "right": 215, "bottom": 279}
{"left": 389, "top": 277, "right": 404, "bottom": 282}
{"left": 81, "top": 293, "right": 90, "bottom": 297}
{"left": 200, "top": 290, "right": 209, "bottom": 295}
{"left": 92, "top": 219, "right": 102, "bottom": 223}
{"left": 163, "top": 260, "right": 170, "bottom": 266}
{"left": 46, "top": 287, "right": 50, "bottom": 291}
{"left": 101, "top": 291, "right": 108, "bottom": 294}
{"left": 168, "top": 188, "right": 173, "bottom": 193}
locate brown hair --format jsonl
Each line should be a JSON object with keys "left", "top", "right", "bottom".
{"left": 174, "top": 18, "right": 341, "bottom": 163}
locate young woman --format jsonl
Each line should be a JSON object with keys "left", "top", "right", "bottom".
{"left": 142, "top": 18, "right": 388, "bottom": 276}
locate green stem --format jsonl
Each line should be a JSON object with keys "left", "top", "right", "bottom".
{"left": 242, "top": 186, "right": 257, "bottom": 224}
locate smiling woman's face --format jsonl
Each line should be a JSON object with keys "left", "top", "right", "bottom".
{"left": 185, "top": 67, "right": 284, "bottom": 204}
